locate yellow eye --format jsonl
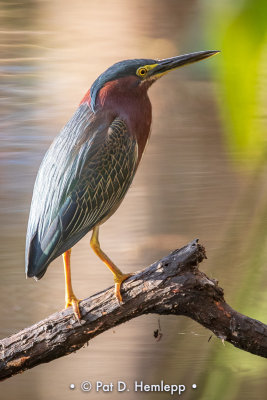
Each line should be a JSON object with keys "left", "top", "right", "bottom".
{"left": 137, "top": 67, "right": 148, "bottom": 77}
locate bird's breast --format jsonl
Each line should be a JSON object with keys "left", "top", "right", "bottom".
{"left": 101, "top": 89, "right": 152, "bottom": 164}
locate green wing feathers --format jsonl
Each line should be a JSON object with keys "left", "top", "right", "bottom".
{"left": 25, "top": 105, "right": 138, "bottom": 278}
{"left": 63, "top": 118, "right": 138, "bottom": 240}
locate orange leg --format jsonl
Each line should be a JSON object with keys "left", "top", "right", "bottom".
{"left": 90, "top": 226, "right": 131, "bottom": 303}
{"left": 63, "top": 249, "right": 81, "bottom": 320}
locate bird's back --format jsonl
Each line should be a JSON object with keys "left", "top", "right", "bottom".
{"left": 25, "top": 103, "right": 138, "bottom": 279}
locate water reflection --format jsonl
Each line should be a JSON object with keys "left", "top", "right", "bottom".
{"left": 1, "top": 1, "right": 266, "bottom": 400}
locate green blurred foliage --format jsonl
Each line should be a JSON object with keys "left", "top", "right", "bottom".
{"left": 204, "top": 0, "right": 267, "bottom": 166}
{"left": 197, "top": 3, "right": 267, "bottom": 399}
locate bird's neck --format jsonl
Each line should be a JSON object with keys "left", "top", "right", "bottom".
{"left": 97, "top": 78, "right": 152, "bottom": 163}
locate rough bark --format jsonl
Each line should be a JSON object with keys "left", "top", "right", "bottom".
{"left": 0, "top": 240, "right": 266, "bottom": 381}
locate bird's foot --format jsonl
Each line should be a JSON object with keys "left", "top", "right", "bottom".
{"left": 114, "top": 272, "right": 132, "bottom": 303}
{"left": 65, "top": 295, "right": 81, "bottom": 320}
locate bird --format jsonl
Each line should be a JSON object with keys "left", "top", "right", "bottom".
{"left": 25, "top": 50, "right": 218, "bottom": 319}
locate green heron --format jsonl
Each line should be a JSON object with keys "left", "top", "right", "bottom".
{"left": 25, "top": 50, "right": 218, "bottom": 319}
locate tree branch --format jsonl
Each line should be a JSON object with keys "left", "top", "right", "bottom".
{"left": 0, "top": 239, "right": 266, "bottom": 381}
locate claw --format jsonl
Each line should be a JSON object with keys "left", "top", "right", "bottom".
{"left": 114, "top": 273, "right": 132, "bottom": 303}
{"left": 65, "top": 296, "right": 81, "bottom": 320}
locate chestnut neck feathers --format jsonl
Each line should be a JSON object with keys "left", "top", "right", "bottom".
{"left": 82, "top": 75, "right": 152, "bottom": 163}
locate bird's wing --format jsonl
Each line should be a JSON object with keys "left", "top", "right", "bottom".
{"left": 25, "top": 103, "right": 138, "bottom": 278}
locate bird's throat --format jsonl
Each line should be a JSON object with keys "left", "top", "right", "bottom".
{"left": 98, "top": 78, "right": 152, "bottom": 163}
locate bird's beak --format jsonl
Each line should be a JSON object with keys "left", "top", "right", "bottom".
{"left": 148, "top": 50, "right": 220, "bottom": 79}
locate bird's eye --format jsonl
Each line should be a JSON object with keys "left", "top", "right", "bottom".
{"left": 137, "top": 67, "right": 148, "bottom": 77}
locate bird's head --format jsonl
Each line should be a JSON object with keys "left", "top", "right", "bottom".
{"left": 89, "top": 50, "right": 219, "bottom": 112}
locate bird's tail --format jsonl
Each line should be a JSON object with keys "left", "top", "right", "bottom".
{"left": 25, "top": 231, "right": 50, "bottom": 279}
{"left": 25, "top": 219, "right": 61, "bottom": 279}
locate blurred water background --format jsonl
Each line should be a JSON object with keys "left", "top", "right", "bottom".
{"left": 0, "top": 0, "right": 267, "bottom": 399}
